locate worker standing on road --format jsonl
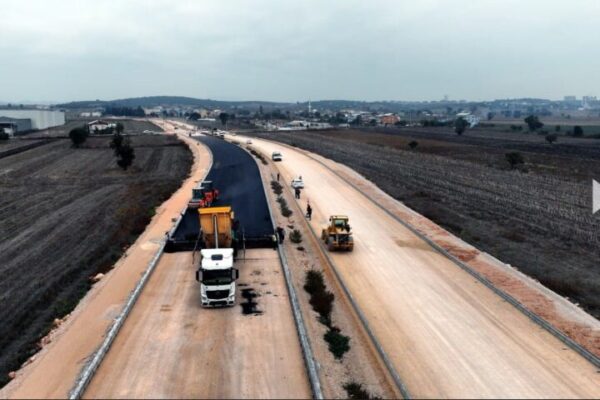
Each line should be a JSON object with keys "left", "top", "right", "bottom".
{"left": 295, "top": 187, "right": 301, "bottom": 199}
{"left": 306, "top": 203, "right": 312, "bottom": 220}
{"left": 277, "top": 172, "right": 280, "bottom": 182}
{"left": 271, "top": 234, "right": 278, "bottom": 250}
{"left": 276, "top": 226, "right": 285, "bottom": 243}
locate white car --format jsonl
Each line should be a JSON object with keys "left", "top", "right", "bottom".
{"left": 272, "top": 151, "right": 283, "bottom": 161}
{"left": 291, "top": 178, "right": 304, "bottom": 189}
{"left": 246, "top": 139, "right": 253, "bottom": 144}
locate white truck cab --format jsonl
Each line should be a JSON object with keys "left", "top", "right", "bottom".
{"left": 196, "top": 248, "right": 239, "bottom": 307}
{"left": 272, "top": 151, "right": 283, "bottom": 161}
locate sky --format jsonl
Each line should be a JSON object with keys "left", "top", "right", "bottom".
{"left": 0, "top": 0, "right": 598, "bottom": 103}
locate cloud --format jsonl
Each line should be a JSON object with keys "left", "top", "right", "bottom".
{"left": 1, "top": 0, "right": 599, "bottom": 102}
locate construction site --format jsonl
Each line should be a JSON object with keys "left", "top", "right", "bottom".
{"left": 0, "top": 118, "right": 597, "bottom": 399}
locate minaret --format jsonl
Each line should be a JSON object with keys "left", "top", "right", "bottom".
{"left": 308, "top": 100, "right": 312, "bottom": 115}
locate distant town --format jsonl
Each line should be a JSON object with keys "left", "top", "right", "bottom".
{"left": 1, "top": 95, "right": 599, "bottom": 137}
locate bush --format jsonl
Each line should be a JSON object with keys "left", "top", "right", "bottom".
{"left": 69, "top": 127, "right": 88, "bottom": 148}
{"left": 290, "top": 229, "right": 302, "bottom": 243}
{"left": 324, "top": 327, "right": 350, "bottom": 359}
{"left": 408, "top": 140, "right": 418, "bottom": 150}
{"left": 304, "top": 270, "right": 335, "bottom": 325}
{"left": 573, "top": 125, "right": 584, "bottom": 137}
{"left": 277, "top": 196, "right": 293, "bottom": 217}
{"left": 505, "top": 152, "right": 524, "bottom": 169}
{"left": 343, "top": 382, "right": 380, "bottom": 400}
{"left": 304, "top": 270, "right": 326, "bottom": 295}
{"left": 545, "top": 134, "right": 557, "bottom": 144}
{"left": 271, "top": 180, "right": 283, "bottom": 195}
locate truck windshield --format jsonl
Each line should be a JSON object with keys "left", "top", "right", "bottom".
{"left": 203, "top": 269, "right": 232, "bottom": 285}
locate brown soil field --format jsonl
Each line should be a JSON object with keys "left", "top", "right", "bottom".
{"left": 0, "top": 131, "right": 192, "bottom": 386}
{"left": 248, "top": 128, "right": 600, "bottom": 319}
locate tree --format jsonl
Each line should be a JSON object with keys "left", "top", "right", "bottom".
{"left": 573, "top": 125, "right": 584, "bottom": 137}
{"left": 116, "top": 122, "right": 124, "bottom": 134}
{"left": 110, "top": 132, "right": 124, "bottom": 155}
{"left": 408, "top": 140, "right": 418, "bottom": 150}
{"left": 69, "top": 127, "right": 88, "bottom": 148}
{"left": 487, "top": 112, "right": 495, "bottom": 121}
{"left": 110, "top": 132, "right": 135, "bottom": 170}
{"left": 505, "top": 152, "right": 524, "bottom": 169}
{"left": 219, "top": 112, "right": 229, "bottom": 127}
{"left": 555, "top": 125, "right": 561, "bottom": 132}
{"left": 545, "top": 134, "right": 557, "bottom": 144}
{"left": 189, "top": 112, "right": 201, "bottom": 121}
{"left": 454, "top": 117, "right": 468, "bottom": 135}
{"left": 116, "top": 142, "right": 135, "bottom": 170}
{"left": 524, "top": 115, "right": 544, "bottom": 131}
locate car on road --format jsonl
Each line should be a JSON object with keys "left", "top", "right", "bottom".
{"left": 246, "top": 139, "right": 253, "bottom": 144}
{"left": 272, "top": 151, "right": 283, "bottom": 161}
{"left": 291, "top": 177, "right": 304, "bottom": 189}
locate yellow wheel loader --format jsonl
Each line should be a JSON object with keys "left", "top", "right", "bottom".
{"left": 321, "top": 215, "right": 354, "bottom": 251}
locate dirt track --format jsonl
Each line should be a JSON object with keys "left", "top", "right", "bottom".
{"left": 84, "top": 249, "right": 310, "bottom": 399}
{"left": 246, "top": 136, "right": 600, "bottom": 398}
{"left": 0, "top": 123, "right": 209, "bottom": 398}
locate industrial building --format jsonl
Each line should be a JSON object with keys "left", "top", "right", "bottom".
{"left": 0, "top": 108, "right": 65, "bottom": 134}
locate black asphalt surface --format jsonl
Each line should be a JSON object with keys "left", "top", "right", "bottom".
{"left": 166, "top": 135, "right": 273, "bottom": 251}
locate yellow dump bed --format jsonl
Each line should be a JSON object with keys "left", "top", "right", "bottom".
{"left": 199, "top": 206, "right": 235, "bottom": 248}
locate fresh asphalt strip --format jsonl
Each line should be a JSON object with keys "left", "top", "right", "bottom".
{"left": 167, "top": 136, "right": 274, "bottom": 250}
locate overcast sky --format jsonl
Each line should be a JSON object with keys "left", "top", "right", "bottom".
{"left": 0, "top": 0, "right": 598, "bottom": 103}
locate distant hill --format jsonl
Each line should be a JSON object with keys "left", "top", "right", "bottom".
{"left": 57, "top": 96, "right": 289, "bottom": 110}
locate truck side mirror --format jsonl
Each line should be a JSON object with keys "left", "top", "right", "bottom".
{"left": 232, "top": 268, "right": 239, "bottom": 280}
{"left": 196, "top": 269, "right": 203, "bottom": 282}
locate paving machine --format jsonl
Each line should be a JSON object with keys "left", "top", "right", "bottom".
{"left": 188, "top": 180, "right": 219, "bottom": 208}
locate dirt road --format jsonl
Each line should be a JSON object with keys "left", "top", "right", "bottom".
{"left": 246, "top": 136, "right": 600, "bottom": 398}
{"left": 0, "top": 123, "right": 209, "bottom": 398}
{"left": 84, "top": 249, "right": 310, "bottom": 399}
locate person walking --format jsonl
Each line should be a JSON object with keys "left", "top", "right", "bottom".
{"left": 276, "top": 172, "right": 280, "bottom": 182}
{"left": 271, "top": 234, "right": 278, "bottom": 250}
{"left": 276, "top": 226, "right": 285, "bottom": 243}
{"left": 306, "top": 203, "right": 312, "bottom": 220}
{"left": 295, "top": 187, "right": 301, "bottom": 199}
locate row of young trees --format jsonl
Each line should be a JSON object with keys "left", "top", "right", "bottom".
{"left": 69, "top": 124, "right": 134, "bottom": 170}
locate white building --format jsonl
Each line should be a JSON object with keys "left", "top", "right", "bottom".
{"left": 0, "top": 108, "right": 65, "bottom": 130}
{"left": 87, "top": 120, "right": 116, "bottom": 132}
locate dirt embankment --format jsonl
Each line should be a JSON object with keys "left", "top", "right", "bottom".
{"left": 0, "top": 132, "right": 192, "bottom": 386}
{"left": 247, "top": 129, "right": 600, "bottom": 321}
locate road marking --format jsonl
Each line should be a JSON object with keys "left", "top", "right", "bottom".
{"left": 594, "top": 179, "right": 599, "bottom": 214}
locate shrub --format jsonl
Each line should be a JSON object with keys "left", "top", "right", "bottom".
{"left": 324, "top": 327, "right": 350, "bottom": 359}
{"left": 277, "top": 196, "right": 293, "bottom": 217}
{"left": 408, "top": 140, "right": 418, "bottom": 150}
{"left": 505, "top": 152, "right": 524, "bottom": 169}
{"left": 271, "top": 180, "right": 283, "bottom": 195}
{"left": 343, "top": 382, "right": 380, "bottom": 400}
{"left": 304, "top": 270, "right": 326, "bottom": 295}
{"left": 545, "top": 134, "right": 557, "bottom": 144}
{"left": 290, "top": 229, "right": 302, "bottom": 243}
{"left": 573, "top": 125, "right": 584, "bottom": 137}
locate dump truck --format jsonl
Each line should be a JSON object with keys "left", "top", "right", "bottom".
{"left": 321, "top": 215, "right": 354, "bottom": 251}
{"left": 188, "top": 180, "right": 219, "bottom": 209}
{"left": 195, "top": 206, "right": 239, "bottom": 307}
